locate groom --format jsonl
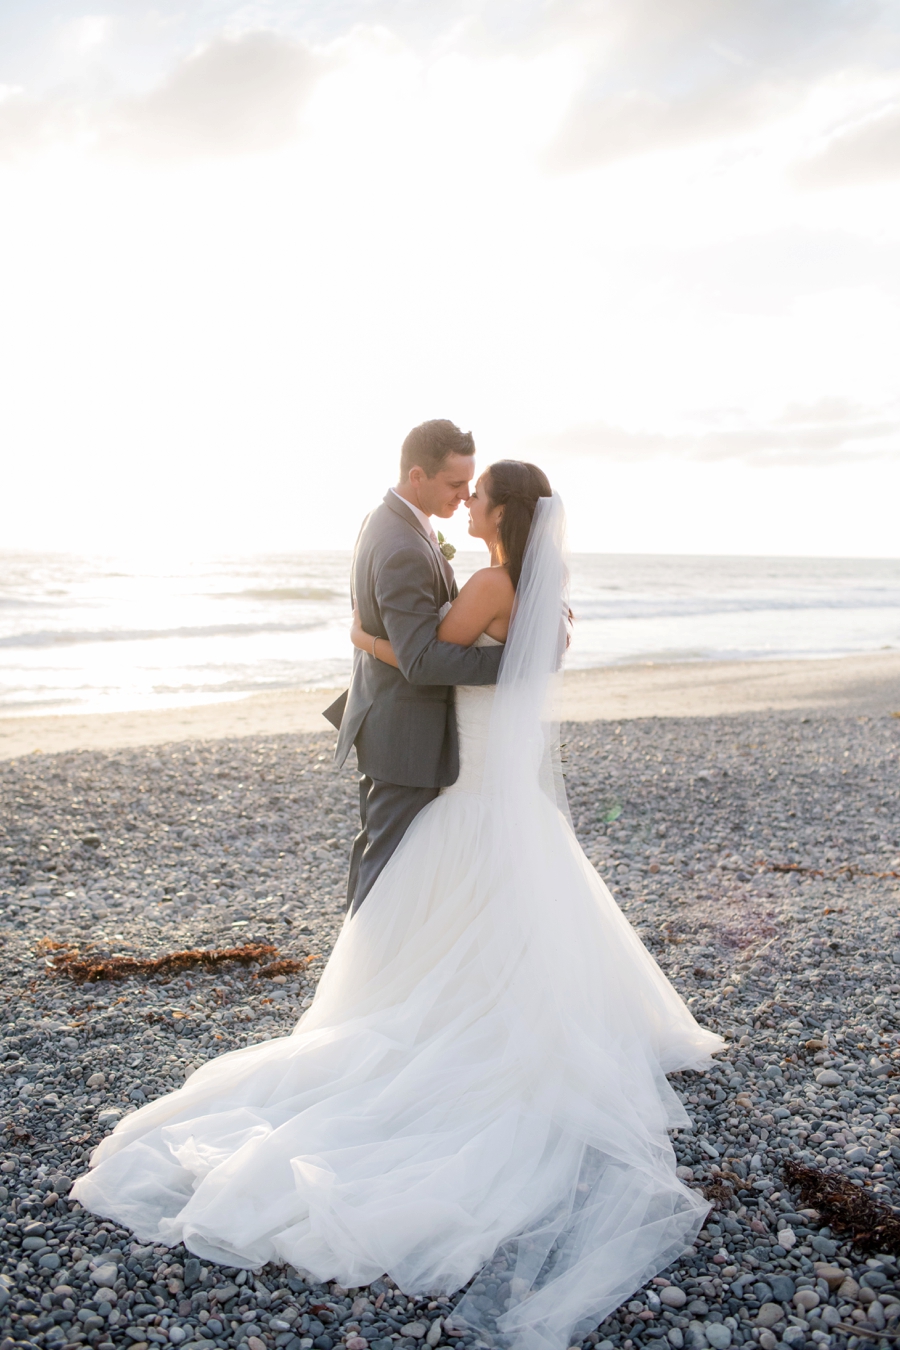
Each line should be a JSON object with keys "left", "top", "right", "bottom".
{"left": 324, "top": 419, "right": 503, "bottom": 914}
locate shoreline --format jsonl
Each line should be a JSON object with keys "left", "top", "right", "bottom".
{"left": 1, "top": 650, "right": 898, "bottom": 760}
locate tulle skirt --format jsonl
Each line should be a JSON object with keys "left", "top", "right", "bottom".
{"left": 72, "top": 784, "right": 723, "bottom": 1350}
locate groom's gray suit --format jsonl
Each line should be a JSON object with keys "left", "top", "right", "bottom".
{"left": 324, "top": 491, "right": 503, "bottom": 913}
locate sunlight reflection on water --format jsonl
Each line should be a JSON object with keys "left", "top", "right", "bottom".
{"left": 2, "top": 551, "right": 899, "bottom": 717}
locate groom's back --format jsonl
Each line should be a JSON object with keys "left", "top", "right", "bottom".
{"left": 335, "top": 496, "right": 458, "bottom": 790}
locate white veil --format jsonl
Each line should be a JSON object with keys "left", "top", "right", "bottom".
{"left": 449, "top": 492, "right": 717, "bottom": 1350}
{"left": 485, "top": 491, "right": 571, "bottom": 818}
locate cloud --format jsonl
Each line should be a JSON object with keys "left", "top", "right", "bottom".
{"left": 528, "top": 399, "right": 900, "bottom": 467}
{"left": 2, "top": 1, "right": 896, "bottom": 172}
{"left": 542, "top": 81, "right": 782, "bottom": 171}
{"left": 539, "top": 0, "right": 896, "bottom": 171}
{"left": 72, "top": 15, "right": 112, "bottom": 53}
{"left": 101, "top": 30, "right": 324, "bottom": 160}
{"left": 0, "top": 30, "right": 326, "bottom": 163}
{"left": 794, "top": 102, "right": 900, "bottom": 188}
{"left": 0, "top": 87, "right": 79, "bottom": 159}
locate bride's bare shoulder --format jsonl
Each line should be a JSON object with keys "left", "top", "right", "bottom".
{"left": 439, "top": 566, "right": 515, "bottom": 643}
{"left": 462, "top": 566, "right": 515, "bottom": 603}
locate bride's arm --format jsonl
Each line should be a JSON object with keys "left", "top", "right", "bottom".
{"left": 351, "top": 567, "right": 513, "bottom": 667}
{"left": 437, "top": 568, "right": 513, "bottom": 644}
{"left": 350, "top": 607, "right": 400, "bottom": 668}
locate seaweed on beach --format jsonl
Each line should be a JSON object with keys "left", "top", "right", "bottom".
{"left": 40, "top": 938, "right": 280, "bottom": 983}
{"left": 784, "top": 1160, "right": 900, "bottom": 1254}
{"left": 767, "top": 860, "right": 900, "bottom": 881}
{"left": 700, "top": 1170, "right": 743, "bottom": 1210}
{"left": 256, "top": 956, "right": 318, "bottom": 977}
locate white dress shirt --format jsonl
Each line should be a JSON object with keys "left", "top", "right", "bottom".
{"left": 390, "top": 487, "right": 438, "bottom": 542}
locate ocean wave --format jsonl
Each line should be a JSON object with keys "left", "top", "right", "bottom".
{"left": 2, "top": 550, "right": 899, "bottom": 718}
{"left": 0, "top": 618, "right": 340, "bottom": 650}
{"left": 0, "top": 659, "right": 353, "bottom": 716}
{"left": 218, "top": 587, "right": 342, "bottom": 602}
{"left": 565, "top": 641, "right": 897, "bottom": 669}
{"left": 571, "top": 594, "right": 900, "bottom": 622}
{"left": 0, "top": 586, "right": 343, "bottom": 609}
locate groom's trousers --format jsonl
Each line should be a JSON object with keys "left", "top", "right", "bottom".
{"left": 347, "top": 775, "right": 439, "bottom": 916}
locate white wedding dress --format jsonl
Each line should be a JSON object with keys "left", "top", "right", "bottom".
{"left": 72, "top": 498, "right": 723, "bottom": 1350}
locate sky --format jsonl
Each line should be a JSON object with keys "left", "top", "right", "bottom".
{"left": 1, "top": 0, "right": 899, "bottom": 558}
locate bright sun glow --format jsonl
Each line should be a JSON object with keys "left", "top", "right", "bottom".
{"left": 1, "top": 2, "right": 899, "bottom": 557}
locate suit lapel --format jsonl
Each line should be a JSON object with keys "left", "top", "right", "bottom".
{"left": 383, "top": 491, "right": 454, "bottom": 602}
{"left": 436, "top": 544, "right": 455, "bottom": 596}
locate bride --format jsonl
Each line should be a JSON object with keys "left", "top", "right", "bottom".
{"left": 72, "top": 461, "right": 723, "bottom": 1350}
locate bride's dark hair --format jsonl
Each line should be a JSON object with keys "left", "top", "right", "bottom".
{"left": 483, "top": 460, "right": 553, "bottom": 591}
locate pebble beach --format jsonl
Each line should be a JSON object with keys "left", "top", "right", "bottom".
{"left": 2, "top": 708, "right": 900, "bottom": 1350}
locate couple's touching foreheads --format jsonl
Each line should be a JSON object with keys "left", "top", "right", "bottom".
{"left": 73, "top": 418, "right": 723, "bottom": 1350}
{"left": 323, "top": 418, "right": 553, "bottom": 916}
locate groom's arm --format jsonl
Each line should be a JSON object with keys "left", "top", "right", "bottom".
{"left": 375, "top": 547, "right": 502, "bottom": 687}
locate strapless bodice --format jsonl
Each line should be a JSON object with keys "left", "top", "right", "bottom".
{"left": 442, "top": 629, "right": 502, "bottom": 797}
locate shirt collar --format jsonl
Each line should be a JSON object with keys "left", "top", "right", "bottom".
{"left": 390, "top": 487, "right": 436, "bottom": 540}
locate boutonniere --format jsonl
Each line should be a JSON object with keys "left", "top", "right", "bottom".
{"left": 437, "top": 532, "right": 456, "bottom": 561}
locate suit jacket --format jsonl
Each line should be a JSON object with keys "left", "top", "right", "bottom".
{"left": 323, "top": 491, "right": 503, "bottom": 788}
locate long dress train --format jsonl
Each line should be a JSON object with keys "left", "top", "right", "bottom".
{"left": 72, "top": 497, "right": 723, "bottom": 1350}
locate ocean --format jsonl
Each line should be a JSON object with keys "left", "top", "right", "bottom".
{"left": 2, "top": 551, "right": 899, "bottom": 718}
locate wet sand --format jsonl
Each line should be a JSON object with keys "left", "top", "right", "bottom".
{"left": 1, "top": 651, "right": 898, "bottom": 760}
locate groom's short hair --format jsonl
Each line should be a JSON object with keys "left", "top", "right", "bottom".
{"left": 400, "top": 419, "right": 475, "bottom": 479}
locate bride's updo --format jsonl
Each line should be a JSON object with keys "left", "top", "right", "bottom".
{"left": 483, "top": 460, "right": 552, "bottom": 590}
